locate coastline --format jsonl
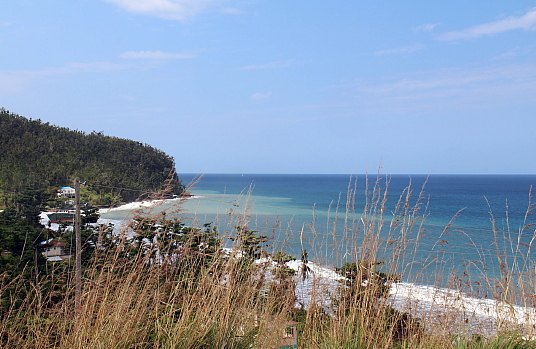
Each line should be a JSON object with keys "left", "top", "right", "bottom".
{"left": 97, "top": 197, "right": 185, "bottom": 214}
{"left": 40, "top": 192, "right": 536, "bottom": 337}
{"left": 98, "top": 194, "right": 536, "bottom": 334}
{"left": 286, "top": 260, "right": 536, "bottom": 336}
{"left": 40, "top": 197, "right": 188, "bottom": 231}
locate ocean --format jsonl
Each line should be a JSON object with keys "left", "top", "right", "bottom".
{"left": 101, "top": 174, "right": 536, "bottom": 299}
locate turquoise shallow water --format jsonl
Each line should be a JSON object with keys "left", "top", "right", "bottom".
{"left": 102, "top": 174, "right": 536, "bottom": 293}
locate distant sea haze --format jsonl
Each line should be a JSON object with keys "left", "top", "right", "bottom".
{"left": 103, "top": 174, "right": 536, "bottom": 294}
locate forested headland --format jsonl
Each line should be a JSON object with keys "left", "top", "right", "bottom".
{"left": 0, "top": 108, "right": 184, "bottom": 208}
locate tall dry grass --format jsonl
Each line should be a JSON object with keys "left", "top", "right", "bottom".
{"left": 1, "top": 175, "right": 536, "bottom": 348}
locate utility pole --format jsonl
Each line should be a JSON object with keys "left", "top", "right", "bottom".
{"left": 74, "top": 177, "right": 81, "bottom": 315}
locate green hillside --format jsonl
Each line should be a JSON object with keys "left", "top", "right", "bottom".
{"left": 0, "top": 108, "right": 184, "bottom": 206}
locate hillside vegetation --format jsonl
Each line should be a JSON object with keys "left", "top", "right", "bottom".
{"left": 0, "top": 108, "right": 184, "bottom": 206}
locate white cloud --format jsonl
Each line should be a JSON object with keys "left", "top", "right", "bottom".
{"left": 374, "top": 43, "right": 425, "bottom": 56}
{"left": 51, "top": 62, "right": 129, "bottom": 73}
{"left": 238, "top": 59, "right": 296, "bottom": 70}
{"left": 251, "top": 92, "right": 272, "bottom": 100}
{"left": 493, "top": 48, "right": 520, "bottom": 60}
{"left": 0, "top": 62, "right": 129, "bottom": 95}
{"left": 413, "top": 23, "right": 439, "bottom": 32}
{"left": 222, "top": 7, "right": 244, "bottom": 15}
{"left": 103, "top": 0, "right": 226, "bottom": 21}
{"left": 437, "top": 8, "right": 536, "bottom": 41}
{"left": 335, "top": 63, "right": 536, "bottom": 115}
{"left": 119, "top": 50, "right": 195, "bottom": 59}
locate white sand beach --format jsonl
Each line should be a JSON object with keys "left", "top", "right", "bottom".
{"left": 284, "top": 259, "right": 536, "bottom": 337}
{"left": 97, "top": 197, "right": 184, "bottom": 214}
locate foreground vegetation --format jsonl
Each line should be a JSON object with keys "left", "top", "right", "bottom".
{"left": 1, "top": 176, "right": 536, "bottom": 349}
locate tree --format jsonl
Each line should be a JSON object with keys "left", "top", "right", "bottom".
{"left": 126, "top": 216, "right": 222, "bottom": 276}
{"left": 0, "top": 187, "right": 49, "bottom": 279}
{"left": 336, "top": 261, "right": 399, "bottom": 299}
{"left": 334, "top": 260, "right": 420, "bottom": 342}
{"left": 0, "top": 207, "right": 47, "bottom": 311}
{"left": 230, "top": 226, "right": 269, "bottom": 261}
{"left": 0, "top": 109, "right": 186, "bottom": 206}
{"left": 15, "top": 188, "right": 49, "bottom": 227}
{"left": 266, "top": 251, "right": 297, "bottom": 315}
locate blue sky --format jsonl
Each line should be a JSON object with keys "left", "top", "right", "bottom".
{"left": 2, "top": 1, "right": 536, "bottom": 174}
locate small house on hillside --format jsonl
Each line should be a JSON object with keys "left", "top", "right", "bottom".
{"left": 278, "top": 321, "right": 298, "bottom": 349}
{"left": 236, "top": 315, "right": 299, "bottom": 348}
{"left": 57, "top": 186, "right": 75, "bottom": 198}
{"left": 257, "top": 318, "right": 299, "bottom": 349}
{"left": 41, "top": 239, "right": 71, "bottom": 261}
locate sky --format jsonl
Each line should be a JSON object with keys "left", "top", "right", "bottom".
{"left": 1, "top": 1, "right": 536, "bottom": 174}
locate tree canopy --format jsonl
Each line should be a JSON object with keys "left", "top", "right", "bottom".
{"left": 0, "top": 108, "right": 184, "bottom": 205}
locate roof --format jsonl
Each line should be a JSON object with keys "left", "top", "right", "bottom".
{"left": 41, "top": 239, "right": 67, "bottom": 247}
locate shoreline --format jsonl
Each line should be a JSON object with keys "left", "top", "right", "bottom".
{"left": 97, "top": 196, "right": 536, "bottom": 332}
{"left": 97, "top": 196, "right": 193, "bottom": 215}
{"left": 40, "top": 195, "right": 536, "bottom": 337}
{"left": 38, "top": 209, "right": 536, "bottom": 336}
{"left": 286, "top": 260, "right": 536, "bottom": 336}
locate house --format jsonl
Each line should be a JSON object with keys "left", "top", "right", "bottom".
{"left": 278, "top": 321, "right": 298, "bottom": 349}
{"left": 57, "top": 186, "right": 75, "bottom": 198}
{"left": 236, "top": 315, "right": 299, "bottom": 348}
{"left": 46, "top": 211, "right": 74, "bottom": 223}
{"left": 41, "top": 239, "right": 71, "bottom": 261}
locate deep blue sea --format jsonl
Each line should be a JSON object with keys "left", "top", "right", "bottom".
{"left": 174, "top": 174, "right": 536, "bottom": 293}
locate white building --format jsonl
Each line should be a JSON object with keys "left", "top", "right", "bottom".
{"left": 57, "top": 186, "right": 75, "bottom": 198}
{"left": 41, "top": 239, "right": 71, "bottom": 261}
